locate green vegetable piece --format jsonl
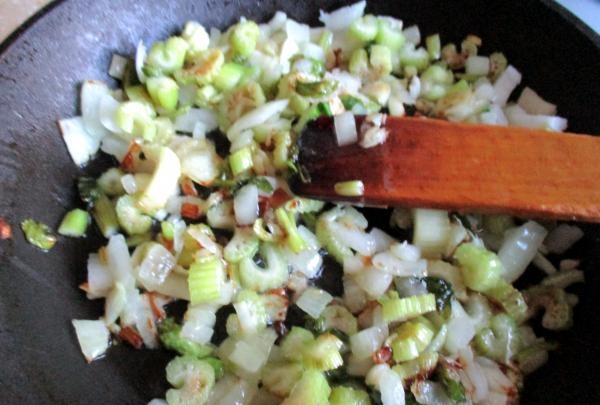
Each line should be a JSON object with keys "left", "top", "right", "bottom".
{"left": 375, "top": 18, "right": 406, "bottom": 51}
{"left": 314, "top": 304, "right": 358, "bottom": 336}
{"left": 58, "top": 209, "right": 90, "bottom": 237}
{"left": 399, "top": 44, "right": 430, "bottom": 71}
{"left": 202, "top": 356, "right": 224, "bottom": 379}
{"left": 177, "top": 48, "right": 224, "bottom": 86}
{"left": 115, "top": 195, "right": 153, "bottom": 235}
{"left": 273, "top": 131, "right": 292, "bottom": 171}
{"left": 426, "top": 34, "right": 441, "bottom": 60}
{"left": 369, "top": 44, "right": 393, "bottom": 76}
{"left": 485, "top": 280, "right": 528, "bottom": 323}
{"left": 115, "top": 101, "right": 157, "bottom": 141}
{"left": 334, "top": 180, "right": 364, "bottom": 197}
{"left": 319, "top": 30, "right": 333, "bottom": 52}
{"left": 229, "top": 146, "right": 254, "bottom": 176}
{"left": 21, "top": 219, "right": 56, "bottom": 251}
{"left": 77, "top": 176, "right": 101, "bottom": 205}
{"left": 474, "top": 313, "right": 522, "bottom": 363}
{"left": 302, "top": 333, "right": 344, "bottom": 371}
{"left": 188, "top": 255, "right": 223, "bottom": 305}
{"left": 217, "top": 81, "right": 265, "bottom": 131}
{"left": 92, "top": 194, "right": 119, "bottom": 238}
{"left": 275, "top": 207, "right": 306, "bottom": 253}
{"left": 420, "top": 64, "right": 453, "bottom": 101}
{"left": 165, "top": 356, "right": 215, "bottom": 405}
{"left": 97, "top": 168, "right": 125, "bottom": 197}
{"left": 391, "top": 318, "right": 435, "bottom": 362}
{"left": 195, "top": 84, "right": 220, "bottom": 107}
{"left": 422, "top": 277, "right": 454, "bottom": 311}
{"left": 348, "top": 15, "right": 379, "bottom": 43}
{"left": 293, "top": 102, "right": 332, "bottom": 133}
{"left": 239, "top": 243, "right": 288, "bottom": 292}
{"left": 281, "top": 369, "right": 331, "bottom": 405}
{"left": 146, "top": 76, "right": 179, "bottom": 111}
{"left": 262, "top": 362, "right": 305, "bottom": 397}
{"left": 224, "top": 227, "right": 260, "bottom": 264}
{"left": 524, "top": 286, "right": 573, "bottom": 330}
{"left": 437, "top": 361, "right": 467, "bottom": 402}
{"left": 330, "top": 386, "right": 372, "bottom": 405}
{"left": 379, "top": 291, "right": 437, "bottom": 323}
{"left": 161, "top": 221, "right": 175, "bottom": 240}
{"left": 482, "top": 214, "right": 515, "bottom": 236}
{"left": 454, "top": 243, "right": 503, "bottom": 292}
{"left": 146, "top": 36, "right": 188, "bottom": 75}
{"left": 230, "top": 20, "right": 260, "bottom": 57}
{"left": 348, "top": 48, "right": 369, "bottom": 77}
{"left": 392, "top": 351, "right": 439, "bottom": 383}
{"left": 213, "top": 63, "right": 248, "bottom": 91}
{"left": 159, "top": 318, "right": 213, "bottom": 359}
{"left": 281, "top": 327, "right": 315, "bottom": 362}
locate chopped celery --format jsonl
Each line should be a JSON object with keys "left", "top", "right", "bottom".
{"left": 295, "top": 80, "right": 338, "bottom": 98}
{"left": 21, "top": 219, "right": 56, "bottom": 251}
{"left": 253, "top": 218, "right": 277, "bottom": 242}
{"left": 233, "top": 289, "right": 268, "bottom": 335}
{"left": 281, "top": 327, "right": 315, "bottom": 362}
{"left": 177, "top": 48, "right": 224, "bottom": 86}
{"left": 281, "top": 369, "right": 331, "bottom": 405}
{"left": 165, "top": 356, "right": 215, "bottom": 405}
{"left": 348, "top": 15, "right": 379, "bottom": 43}
{"left": 262, "top": 362, "right": 305, "bottom": 397}
{"left": 392, "top": 351, "right": 439, "bottom": 383}
{"left": 329, "top": 386, "right": 372, "bottom": 405}
{"left": 146, "top": 36, "right": 188, "bottom": 75}
{"left": 188, "top": 255, "right": 223, "bottom": 304}
{"left": 349, "top": 49, "right": 369, "bottom": 77}
{"left": 425, "top": 34, "right": 441, "bottom": 60}
{"left": 159, "top": 318, "right": 213, "bottom": 359}
{"left": 334, "top": 180, "right": 365, "bottom": 197}
{"left": 284, "top": 197, "right": 325, "bottom": 214}
{"left": 115, "top": 101, "right": 157, "bottom": 141}
{"left": 375, "top": 18, "right": 406, "bottom": 51}
{"left": 92, "top": 194, "right": 119, "bottom": 238}
{"left": 275, "top": 207, "right": 306, "bottom": 253}
{"left": 369, "top": 45, "right": 393, "bottom": 77}
{"left": 485, "top": 280, "right": 528, "bottom": 322}
{"left": 399, "top": 44, "right": 430, "bottom": 71}
{"left": 379, "top": 291, "right": 437, "bottom": 323}
{"left": 524, "top": 286, "right": 573, "bottom": 330}
{"left": 420, "top": 65, "right": 453, "bottom": 101}
{"left": 224, "top": 228, "right": 260, "bottom": 263}
{"left": 474, "top": 313, "right": 522, "bottom": 363}
{"left": 213, "top": 63, "right": 247, "bottom": 91}
{"left": 302, "top": 333, "right": 344, "bottom": 371}
{"left": 238, "top": 243, "right": 287, "bottom": 292}
{"left": 195, "top": 84, "right": 219, "bottom": 107}
{"left": 97, "top": 168, "right": 125, "bottom": 196}
{"left": 313, "top": 304, "right": 358, "bottom": 336}
{"left": 146, "top": 76, "right": 179, "bottom": 111}
{"left": 217, "top": 82, "right": 265, "bottom": 131}
{"left": 454, "top": 243, "right": 503, "bottom": 292}
{"left": 391, "top": 317, "right": 435, "bottom": 362}
{"left": 229, "top": 146, "right": 254, "bottom": 176}
{"left": 230, "top": 20, "right": 260, "bottom": 57}
{"left": 58, "top": 209, "right": 90, "bottom": 237}
{"left": 115, "top": 195, "right": 153, "bottom": 235}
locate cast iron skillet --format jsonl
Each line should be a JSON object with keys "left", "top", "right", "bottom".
{"left": 1, "top": 0, "right": 599, "bottom": 404}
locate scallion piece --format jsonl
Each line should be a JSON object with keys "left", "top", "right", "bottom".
{"left": 21, "top": 219, "right": 57, "bottom": 251}
{"left": 334, "top": 180, "right": 364, "bottom": 197}
{"left": 146, "top": 76, "right": 179, "bottom": 111}
{"left": 275, "top": 207, "right": 306, "bottom": 253}
{"left": 58, "top": 209, "right": 90, "bottom": 237}
{"left": 213, "top": 62, "right": 247, "bottom": 91}
{"left": 229, "top": 146, "right": 254, "bottom": 176}
{"left": 230, "top": 20, "right": 260, "bottom": 57}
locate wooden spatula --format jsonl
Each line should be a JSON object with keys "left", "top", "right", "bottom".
{"left": 291, "top": 116, "right": 600, "bottom": 222}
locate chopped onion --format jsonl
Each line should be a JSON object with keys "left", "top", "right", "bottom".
{"left": 234, "top": 184, "right": 259, "bottom": 226}
{"left": 121, "top": 174, "right": 137, "bottom": 194}
{"left": 354, "top": 267, "right": 393, "bottom": 298}
{"left": 492, "top": 65, "right": 522, "bottom": 106}
{"left": 287, "top": 248, "right": 323, "bottom": 278}
{"left": 296, "top": 287, "right": 333, "bottom": 318}
{"left": 86, "top": 253, "right": 114, "bottom": 299}
{"left": 350, "top": 325, "right": 388, "bottom": 359}
{"left": 504, "top": 104, "right": 567, "bottom": 131}
{"left": 326, "top": 69, "right": 362, "bottom": 94}
{"left": 329, "top": 221, "right": 376, "bottom": 256}
{"left": 58, "top": 116, "right": 100, "bottom": 166}
{"left": 301, "top": 42, "right": 325, "bottom": 61}
{"left": 544, "top": 224, "right": 584, "bottom": 255}
{"left": 390, "top": 241, "right": 421, "bottom": 262}
{"left": 137, "top": 243, "right": 176, "bottom": 291}
{"left": 98, "top": 93, "right": 122, "bottom": 133}
{"left": 227, "top": 99, "right": 289, "bottom": 139}
{"left": 458, "top": 347, "right": 489, "bottom": 403}
{"left": 174, "top": 108, "right": 218, "bottom": 133}
{"left": 343, "top": 255, "right": 365, "bottom": 274}
{"left": 319, "top": 1, "right": 366, "bottom": 31}
{"left": 367, "top": 364, "right": 405, "bottom": 405}
{"left": 229, "top": 329, "right": 277, "bottom": 373}
{"left": 187, "top": 227, "right": 221, "bottom": 255}
{"left": 104, "top": 282, "right": 127, "bottom": 326}
{"left": 106, "top": 234, "right": 136, "bottom": 290}
{"left": 211, "top": 375, "right": 258, "bottom": 405}
{"left": 147, "top": 400, "right": 167, "bottom": 405}
{"left": 517, "top": 87, "right": 557, "bottom": 115}
{"left": 181, "top": 306, "right": 216, "bottom": 345}
{"left": 412, "top": 380, "right": 452, "bottom": 405}
{"left": 286, "top": 19, "right": 310, "bottom": 43}
{"left": 135, "top": 40, "right": 147, "bottom": 83}
{"left": 444, "top": 300, "right": 475, "bottom": 354}
{"left": 498, "top": 221, "right": 548, "bottom": 283}
{"left": 370, "top": 228, "right": 395, "bottom": 252}
{"left": 372, "top": 251, "right": 427, "bottom": 277}
{"left": 343, "top": 275, "right": 368, "bottom": 313}
{"left": 81, "top": 80, "right": 111, "bottom": 139}
{"left": 465, "top": 55, "right": 490, "bottom": 76}
{"left": 100, "top": 133, "right": 130, "bottom": 161}
{"left": 479, "top": 103, "right": 508, "bottom": 126}
{"left": 403, "top": 25, "right": 421, "bottom": 44}
{"left": 474, "top": 77, "right": 496, "bottom": 101}
{"left": 268, "top": 11, "right": 288, "bottom": 32}
{"left": 347, "top": 353, "right": 374, "bottom": 377}
{"left": 72, "top": 319, "right": 110, "bottom": 362}
{"left": 108, "top": 54, "right": 129, "bottom": 80}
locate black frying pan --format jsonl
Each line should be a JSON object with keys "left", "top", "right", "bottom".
{"left": 1, "top": 1, "right": 599, "bottom": 404}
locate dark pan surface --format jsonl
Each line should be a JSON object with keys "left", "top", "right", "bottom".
{"left": 1, "top": 1, "right": 599, "bottom": 404}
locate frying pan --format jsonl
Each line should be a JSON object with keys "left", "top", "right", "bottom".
{"left": 0, "top": 0, "right": 599, "bottom": 404}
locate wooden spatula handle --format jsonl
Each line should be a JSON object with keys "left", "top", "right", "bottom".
{"left": 294, "top": 116, "right": 600, "bottom": 222}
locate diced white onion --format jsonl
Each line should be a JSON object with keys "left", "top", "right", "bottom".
{"left": 296, "top": 287, "right": 333, "bottom": 318}
{"left": 517, "top": 87, "right": 557, "bottom": 115}
{"left": 390, "top": 241, "right": 421, "bottom": 262}
{"left": 492, "top": 65, "right": 522, "bottom": 106}
{"left": 100, "top": 133, "right": 130, "bottom": 161}
{"left": 229, "top": 329, "right": 277, "bottom": 373}
{"left": 354, "top": 267, "right": 393, "bottom": 298}
{"left": 181, "top": 306, "right": 216, "bottom": 344}
{"left": 192, "top": 122, "right": 207, "bottom": 140}
{"left": 147, "top": 399, "right": 168, "bottom": 405}
{"left": 187, "top": 227, "right": 221, "bottom": 256}
{"left": 465, "top": 55, "right": 490, "bottom": 76}
{"left": 504, "top": 104, "right": 567, "bottom": 131}
{"left": 403, "top": 25, "right": 421, "bottom": 44}
{"left": 334, "top": 111, "right": 359, "bottom": 146}
{"left": 329, "top": 221, "right": 376, "bottom": 256}
{"left": 498, "top": 221, "right": 548, "bottom": 283}
{"left": 174, "top": 108, "right": 218, "bottom": 133}
{"left": 104, "top": 282, "right": 127, "bottom": 326}
{"left": 108, "top": 54, "right": 128, "bottom": 80}
{"left": 286, "top": 19, "right": 310, "bottom": 43}
{"left": 347, "top": 353, "right": 374, "bottom": 376}
{"left": 343, "top": 255, "right": 365, "bottom": 274}
{"left": 227, "top": 99, "right": 289, "bottom": 139}
{"left": 367, "top": 364, "right": 406, "bottom": 405}
{"left": 372, "top": 251, "right": 427, "bottom": 277}
{"left": 81, "top": 80, "right": 111, "bottom": 140}
{"left": 326, "top": 68, "right": 362, "bottom": 94}
{"left": 72, "top": 319, "right": 110, "bottom": 362}
{"left": 86, "top": 253, "right": 114, "bottom": 299}
{"left": 479, "top": 103, "right": 508, "bottom": 126}
{"left": 98, "top": 93, "right": 122, "bottom": 133}
{"left": 301, "top": 42, "right": 325, "bottom": 62}
{"left": 370, "top": 228, "right": 395, "bottom": 252}
{"left": 350, "top": 325, "right": 388, "bottom": 359}
{"left": 412, "top": 380, "right": 452, "bottom": 405}
{"left": 343, "top": 275, "right": 368, "bottom": 313}
{"left": 58, "top": 116, "right": 100, "bottom": 166}
{"left": 544, "top": 224, "right": 584, "bottom": 254}
{"left": 121, "top": 174, "right": 137, "bottom": 194}
{"left": 211, "top": 375, "right": 258, "bottom": 405}
{"left": 106, "top": 234, "right": 136, "bottom": 290}
{"left": 234, "top": 184, "right": 259, "bottom": 226}
{"left": 458, "top": 348, "right": 489, "bottom": 403}
{"left": 444, "top": 300, "right": 475, "bottom": 354}
{"left": 137, "top": 243, "right": 176, "bottom": 290}
{"left": 319, "top": 1, "right": 366, "bottom": 31}
{"left": 135, "top": 41, "right": 147, "bottom": 83}
{"left": 474, "top": 77, "right": 496, "bottom": 101}
{"left": 412, "top": 209, "right": 451, "bottom": 258}
{"left": 287, "top": 248, "right": 323, "bottom": 278}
